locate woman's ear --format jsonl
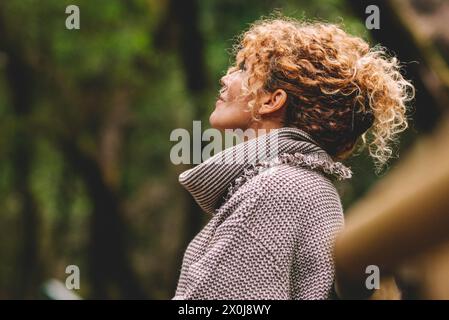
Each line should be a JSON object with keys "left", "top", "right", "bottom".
{"left": 258, "top": 89, "right": 288, "bottom": 115}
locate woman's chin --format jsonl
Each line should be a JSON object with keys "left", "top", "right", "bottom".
{"left": 209, "top": 113, "right": 230, "bottom": 130}
{"left": 209, "top": 112, "right": 221, "bottom": 129}
{"left": 209, "top": 106, "right": 250, "bottom": 131}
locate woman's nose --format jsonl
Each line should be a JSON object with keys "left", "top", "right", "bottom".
{"left": 220, "top": 75, "right": 228, "bottom": 87}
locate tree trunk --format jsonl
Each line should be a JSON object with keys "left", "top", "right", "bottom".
{"left": 60, "top": 138, "right": 146, "bottom": 299}
{"left": 3, "top": 42, "right": 41, "bottom": 300}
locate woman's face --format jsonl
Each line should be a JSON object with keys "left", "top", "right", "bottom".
{"left": 209, "top": 68, "right": 253, "bottom": 130}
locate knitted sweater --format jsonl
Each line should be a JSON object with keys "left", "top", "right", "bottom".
{"left": 172, "top": 127, "right": 352, "bottom": 300}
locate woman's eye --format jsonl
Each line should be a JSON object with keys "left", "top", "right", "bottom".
{"left": 238, "top": 61, "right": 246, "bottom": 71}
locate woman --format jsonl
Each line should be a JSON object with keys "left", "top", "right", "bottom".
{"left": 173, "top": 17, "right": 414, "bottom": 300}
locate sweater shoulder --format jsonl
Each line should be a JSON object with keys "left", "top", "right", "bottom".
{"left": 241, "top": 163, "right": 342, "bottom": 204}
{"left": 220, "top": 163, "right": 345, "bottom": 272}
{"left": 224, "top": 163, "right": 344, "bottom": 226}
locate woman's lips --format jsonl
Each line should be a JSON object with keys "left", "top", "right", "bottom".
{"left": 218, "top": 87, "right": 227, "bottom": 102}
{"left": 215, "top": 95, "right": 226, "bottom": 108}
{"left": 216, "top": 92, "right": 226, "bottom": 103}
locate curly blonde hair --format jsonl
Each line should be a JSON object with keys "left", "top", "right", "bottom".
{"left": 226, "top": 17, "right": 414, "bottom": 173}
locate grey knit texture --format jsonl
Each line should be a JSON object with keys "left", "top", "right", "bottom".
{"left": 173, "top": 127, "right": 351, "bottom": 300}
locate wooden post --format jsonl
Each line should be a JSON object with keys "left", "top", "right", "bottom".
{"left": 335, "top": 114, "right": 449, "bottom": 299}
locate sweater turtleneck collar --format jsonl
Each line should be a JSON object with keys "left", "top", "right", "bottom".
{"left": 179, "top": 127, "right": 352, "bottom": 215}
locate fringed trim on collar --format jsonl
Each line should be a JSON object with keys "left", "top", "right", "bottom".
{"left": 225, "top": 152, "right": 352, "bottom": 201}
{"left": 277, "top": 152, "right": 353, "bottom": 180}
